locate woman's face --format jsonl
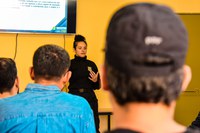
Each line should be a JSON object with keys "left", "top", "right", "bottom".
{"left": 74, "top": 41, "right": 87, "bottom": 57}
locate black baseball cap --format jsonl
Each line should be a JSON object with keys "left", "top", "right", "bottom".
{"left": 105, "top": 3, "right": 188, "bottom": 77}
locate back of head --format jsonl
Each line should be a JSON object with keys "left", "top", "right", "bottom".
{"left": 0, "top": 58, "right": 17, "bottom": 93}
{"left": 33, "top": 44, "right": 70, "bottom": 81}
{"left": 105, "top": 3, "right": 188, "bottom": 105}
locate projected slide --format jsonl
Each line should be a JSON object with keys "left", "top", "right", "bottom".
{"left": 0, "top": 0, "right": 68, "bottom": 33}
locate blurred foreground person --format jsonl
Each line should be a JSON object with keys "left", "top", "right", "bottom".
{"left": 102, "top": 3, "right": 200, "bottom": 133}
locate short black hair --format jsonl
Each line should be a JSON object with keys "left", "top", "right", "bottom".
{"left": 0, "top": 58, "right": 17, "bottom": 94}
{"left": 33, "top": 44, "right": 70, "bottom": 80}
{"left": 105, "top": 61, "right": 183, "bottom": 106}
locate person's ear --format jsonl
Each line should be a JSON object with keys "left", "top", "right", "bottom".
{"left": 29, "top": 67, "right": 35, "bottom": 80}
{"left": 15, "top": 76, "right": 20, "bottom": 93}
{"left": 60, "top": 71, "right": 71, "bottom": 91}
{"left": 63, "top": 71, "right": 72, "bottom": 83}
{"left": 101, "top": 65, "right": 109, "bottom": 91}
{"left": 11, "top": 76, "right": 20, "bottom": 95}
{"left": 181, "top": 65, "right": 192, "bottom": 92}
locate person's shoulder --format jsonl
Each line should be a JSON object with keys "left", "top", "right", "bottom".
{"left": 0, "top": 92, "right": 28, "bottom": 106}
{"left": 70, "top": 58, "right": 75, "bottom": 63}
{"left": 62, "top": 92, "right": 84, "bottom": 101}
{"left": 69, "top": 59, "right": 76, "bottom": 69}
{"left": 0, "top": 94, "right": 25, "bottom": 120}
{"left": 86, "top": 59, "right": 97, "bottom": 66}
{"left": 184, "top": 127, "right": 200, "bottom": 133}
{"left": 105, "top": 129, "right": 139, "bottom": 133}
{"left": 87, "top": 59, "right": 95, "bottom": 63}
{"left": 61, "top": 92, "right": 91, "bottom": 108}
{"left": 0, "top": 93, "right": 21, "bottom": 104}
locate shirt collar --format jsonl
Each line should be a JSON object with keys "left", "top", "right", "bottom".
{"left": 25, "top": 83, "right": 61, "bottom": 92}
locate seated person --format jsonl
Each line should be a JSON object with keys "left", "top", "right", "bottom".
{"left": 102, "top": 3, "right": 200, "bottom": 133}
{"left": 0, "top": 58, "right": 19, "bottom": 98}
{"left": 0, "top": 44, "right": 95, "bottom": 133}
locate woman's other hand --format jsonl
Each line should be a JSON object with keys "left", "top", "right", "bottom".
{"left": 89, "top": 71, "right": 98, "bottom": 82}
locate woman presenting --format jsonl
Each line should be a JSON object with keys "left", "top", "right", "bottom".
{"left": 68, "top": 34, "right": 101, "bottom": 133}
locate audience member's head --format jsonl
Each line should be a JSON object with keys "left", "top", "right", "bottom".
{"left": 30, "top": 44, "right": 71, "bottom": 89}
{"left": 103, "top": 3, "right": 189, "bottom": 106}
{"left": 102, "top": 3, "right": 192, "bottom": 132}
{"left": 0, "top": 58, "right": 19, "bottom": 98}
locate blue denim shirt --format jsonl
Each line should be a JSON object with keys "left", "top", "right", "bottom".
{"left": 0, "top": 83, "right": 95, "bottom": 133}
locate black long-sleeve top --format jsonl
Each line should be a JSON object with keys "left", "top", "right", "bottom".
{"left": 68, "top": 55, "right": 101, "bottom": 90}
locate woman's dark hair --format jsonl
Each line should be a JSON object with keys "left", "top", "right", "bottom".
{"left": 73, "top": 34, "right": 87, "bottom": 49}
